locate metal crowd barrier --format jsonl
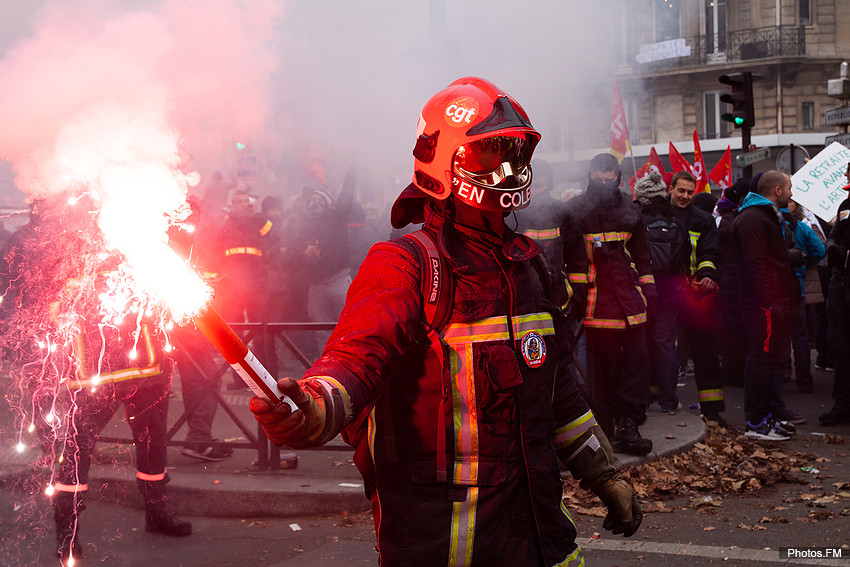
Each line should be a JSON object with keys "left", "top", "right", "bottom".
{"left": 101, "top": 321, "right": 338, "bottom": 471}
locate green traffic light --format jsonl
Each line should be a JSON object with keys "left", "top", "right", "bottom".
{"left": 734, "top": 116, "right": 744, "bottom": 126}
{"left": 236, "top": 142, "right": 246, "bottom": 151}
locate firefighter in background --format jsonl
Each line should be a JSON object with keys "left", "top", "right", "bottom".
{"left": 251, "top": 77, "right": 641, "bottom": 566}
{"left": 51, "top": 268, "right": 191, "bottom": 563}
{"left": 561, "top": 153, "right": 656, "bottom": 456}
{"left": 211, "top": 189, "right": 279, "bottom": 384}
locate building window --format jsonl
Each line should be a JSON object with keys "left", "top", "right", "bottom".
{"left": 705, "top": 0, "right": 726, "bottom": 54}
{"left": 655, "top": 0, "right": 681, "bottom": 42}
{"left": 704, "top": 91, "right": 730, "bottom": 140}
{"left": 801, "top": 101, "right": 815, "bottom": 131}
{"left": 799, "top": 0, "right": 812, "bottom": 25}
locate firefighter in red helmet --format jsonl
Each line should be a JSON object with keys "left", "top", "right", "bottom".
{"left": 250, "top": 77, "right": 642, "bottom": 566}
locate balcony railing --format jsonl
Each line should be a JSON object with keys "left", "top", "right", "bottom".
{"left": 632, "top": 25, "right": 806, "bottom": 70}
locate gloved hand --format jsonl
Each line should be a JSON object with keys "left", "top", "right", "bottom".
{"left": 592, "top": 478, "right": 643, "bottom": 537}
{"left": 787, "top": 246, "right": 807, "bottom": 268}
{"left": 249, "top": 377, "right": 327, "bottom": 449}
{"left": 827, "top": 244, "right": 842, "bottom": 270}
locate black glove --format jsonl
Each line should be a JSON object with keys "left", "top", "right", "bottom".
{"left": 827, "top": 244, "right": 842, "bottom": 270}
{"left": 787, "top": 246, "right": 807, "bottom": 268}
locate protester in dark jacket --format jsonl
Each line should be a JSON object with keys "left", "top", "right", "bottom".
{"left": 714, "top": 179, "right": 749, "bottom": 388}
{"left": 732, "top": 170, "right": 803, "bottom": 440}
{"left": 633, "top": 171, "right": 692, "bottom": 420}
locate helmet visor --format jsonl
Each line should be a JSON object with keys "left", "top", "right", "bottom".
{"left": 453, "top": 135, "right": 533, "bottom": 189}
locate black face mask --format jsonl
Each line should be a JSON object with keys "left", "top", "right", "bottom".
{"left": 587, "top": 178, "right": 620, "bottom": 194}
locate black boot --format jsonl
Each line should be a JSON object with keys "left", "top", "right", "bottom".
{"left": 137, "top": 479, "right": 192, "bottom": 537}
{"left": 53, "top": 491, "right": 85, "bottom": 561}
{"left": 611, "top": 417, "right": 653, "bottom": 456}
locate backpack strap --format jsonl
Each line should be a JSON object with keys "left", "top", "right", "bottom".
{"left": 402, "top": 228, "right": 453, "bottom": 482}
{"left": 403, "top": 229, "right": 453, "bottom": 333}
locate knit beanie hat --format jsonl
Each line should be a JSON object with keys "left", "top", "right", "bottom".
{"left": 634, "top": 171, "right": 667, "bottom": 203}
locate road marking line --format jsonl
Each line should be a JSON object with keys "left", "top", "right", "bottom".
{"left": 577, "top": 538, "right": 843, "bottom": 565}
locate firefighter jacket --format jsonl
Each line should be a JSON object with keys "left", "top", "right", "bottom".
{"left": 562, "top": 187, "right": 656, "bottom": 330}
{"left": 212, "top": 212, "right": 275, "bottom": 286}
{"left": 673, "top": 203, "right": 719, "bottom": 282}
{"left": 514, "top": 192, "right": 569, "bottom": 273}
{"left": 54, "top": 273, "right": 172, "bottom": 390}
{"left": 304, "top": 207, "right": 596, "bottom": 567}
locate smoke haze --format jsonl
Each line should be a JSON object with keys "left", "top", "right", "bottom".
{"left": 0, "top": 0, "right": 620, "bottom": 214}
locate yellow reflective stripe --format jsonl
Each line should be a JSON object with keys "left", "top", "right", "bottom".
{"left": 697, "top": 260, "right": 716, "bottom": 272}
{"left": 141, "top": 323, "right": 156, "bottom": 363}
{"left": 689, "top": 230, "right": 700, "bottom": 275}
{"left": 443, "top": 316, "right": 510, "bottom": 345}
{"left": 449, "top": 342, "right": 479, "bottom": 485}
{"left": 443, "top": 313, "right": 554, "bottom": 345}
{"left": 627, "top": 313, "right": 647, "bottom": 325}
{"left": 584, "top": 318, "right": 626, "bottom": 329}
{"left": 639, "top": 274, "right": 655, "bottom": 285}
{"left": 555, "top": 410, "right": 597, "bottom": 448}
{"left": 315, "top": 376, "right": 352, "bottom": 422}
{"left": 513, "top": 313, "right": 555, "bottom": 338}
{"left": 560, "top": 499, "right": 576, "bottom": 529}
{"left": 448, "top": 487, "right": 478, "bottom": 567}
{"left": 567, "top": 273, "right": 588, "bottom": 284}
{"left": 524, "top": 227, "right": 560, "bottom": 240}
{"left": 259, "top": 220, "right": 273, "bottom": 236}
{"left": 66, "top": 363, "right": 162, "bottom": 389}
{"left": 553, "top": 544, "right": 585, "bottom": 567}
{"left": 224, "top": 246, "right": 263, "bottom": 257}
{"left": 584, "top": 231, "right": 632, "bottom": 243}
{"left": 699, "top": 389, "right": 724, "bottom": 402}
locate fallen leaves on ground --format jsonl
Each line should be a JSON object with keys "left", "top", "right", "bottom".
{"left": 563, "top": 424, "right": 847, "bottom": 519}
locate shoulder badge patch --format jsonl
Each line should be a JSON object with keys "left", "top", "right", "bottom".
{"left": 520, "top": 331, "right": 547, "bottom": 368}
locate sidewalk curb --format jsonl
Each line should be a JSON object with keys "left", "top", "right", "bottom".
{"left": 0, "top": 412, "right": 705, "bottom": 519}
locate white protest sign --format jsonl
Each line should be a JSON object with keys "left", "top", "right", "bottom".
{"left": 790, "top": 142, "right": 850, "bottom": 222}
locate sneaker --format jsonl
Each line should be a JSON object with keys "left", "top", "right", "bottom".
{"left": 819, "top": 407, "right": 850, "bottom": 425}
{"left": 182, "top": 442, "right": 233, "bottom": 462}
{"left": 744, "top": 417, "right": 791, "bottom": 441}
{"left": 660, "top": 401, "right": 683, "bottom": 415}
{"left": 773, "top": 419, "right": 796, "bottom": 436}
{"left": 701, "top": 412, "right": 728, "bottom": 427}
{"left": 611, "top": 417, "right": 653, "bottom": 455}
{"left": 814, "top": 362, "right": 835, "bottom": 372}
{"left": 774, "top": 409, "right": 806, "bottom": 425}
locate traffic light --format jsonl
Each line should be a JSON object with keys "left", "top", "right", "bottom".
{"left": 719, "top": 72, "right": 757, "bottom": 129}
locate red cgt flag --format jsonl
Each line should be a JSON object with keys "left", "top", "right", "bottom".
{"left": 668, "top": 142, "right": 693, "bottom": 176}
{"left": 691, "top": 130, "right": 710, "bottom": 193}
{"left": 709, "top": 145, "right": 733, "bottom": 191}
{"left": 609, "top": 79, "right": 631, "bottom": 163}
{"left": 628, "top": 147, "right": 667, "bottom": 190}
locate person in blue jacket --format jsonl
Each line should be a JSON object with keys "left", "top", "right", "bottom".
{"left": 781, "top": 202, "right": 825, "bottom": 394}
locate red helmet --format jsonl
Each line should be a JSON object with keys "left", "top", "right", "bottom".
{"left": 411, "top": 77, "right": 541, "bottom": 212}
